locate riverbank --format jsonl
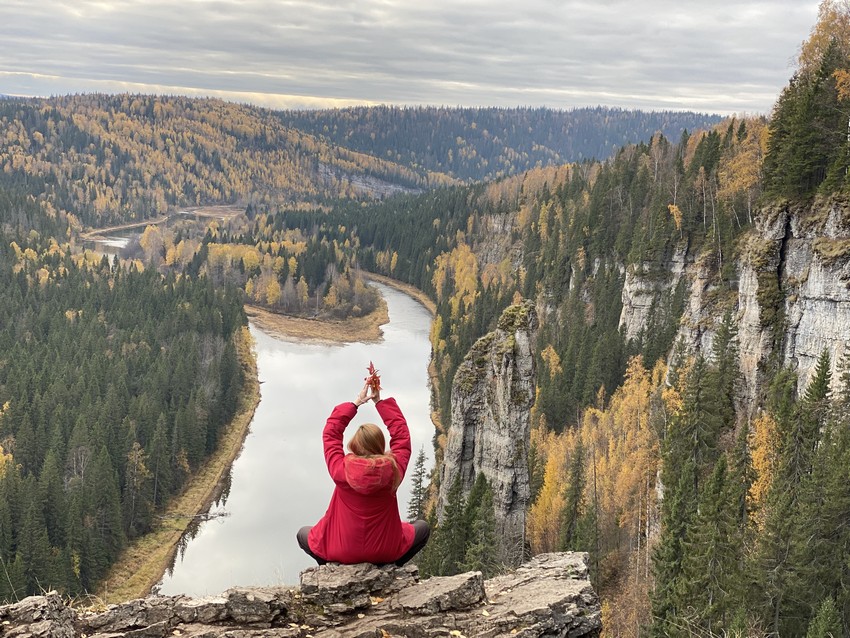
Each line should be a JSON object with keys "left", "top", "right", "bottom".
{"left": 97, "top": 277, "right": 434, "bottom": 601}
{"left": 243, "top": 274, "right": 436, "bottom": 345}
{"left": 95, "top": 327, "right": 261, "bottom": 604}
{"left": 245, "top": 295, "right": 390, "bottom": 344}
{"left": 363, "top": 272, "right": 436, "bottom": 316}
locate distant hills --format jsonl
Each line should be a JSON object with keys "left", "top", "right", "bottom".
{"left": 279, "top": 105, "right": 723, "bottom": 182}
{"left": 0, "top": 94, "right": 720, "bottom": 229}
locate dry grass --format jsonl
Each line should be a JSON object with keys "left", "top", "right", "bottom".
{"left": 245, "top": 297, "right": 390, "bottom": 344}
{"left": 813, "top": 237, "right": 850, "bottom": 266}
{"left": 96, "top": 327, "right": 261, "bottom": 603}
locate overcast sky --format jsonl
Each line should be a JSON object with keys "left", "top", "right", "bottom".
{"left": 0, "top": 0, "right": 819, "bottom": 115}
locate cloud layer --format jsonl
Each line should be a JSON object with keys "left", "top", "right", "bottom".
{"left": 0, "top": 0, "right": 819, "bottom": 114}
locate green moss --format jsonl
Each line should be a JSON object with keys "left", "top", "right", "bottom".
{"left": 813, "top": 237, "right": 850, "bottom": 266}
{"left": 496, "top": 300, "right": 534, "bottom": 333}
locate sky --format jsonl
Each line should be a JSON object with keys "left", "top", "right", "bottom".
{"left": 0, "top": 0, "right": 820, "bottom": 116}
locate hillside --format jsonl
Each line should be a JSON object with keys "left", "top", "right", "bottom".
{"left": 279, "top": 105, "right": 723, "bottom": 182}
{"left": 0, "top": 3, "right": 848, "bottom": 635}
{"left": 0, "top": 94, "right": 455, "bottom": 229}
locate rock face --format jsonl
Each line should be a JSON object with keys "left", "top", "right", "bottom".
{"left": 0, "top": 552, "right": 601, "bottom": 638}
{"left": 620, "top": 197, "right": 850, "bottom": 408}
{"left": 438, "top": 300, "right": 538, "bottom": 566}
{"left": 738, "top": 200, "right": 850, "bottom": 402}
{"left": 619, "top": 245, "right": 687, "bottom": 342}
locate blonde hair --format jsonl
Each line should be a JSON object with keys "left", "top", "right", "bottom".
{"left": 349, "top": 423, "right": 386, "bottom": 456}
{"left": 348, "top": 423, "right": 401, "bottom": 489}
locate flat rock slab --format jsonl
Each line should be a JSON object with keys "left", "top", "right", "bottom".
{"left": 0, "top": 552, "right": 600, "bottom": 638}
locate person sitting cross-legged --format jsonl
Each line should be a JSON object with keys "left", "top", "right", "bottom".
{"left": 296, "top": 381, "right": 430, "bottom": 566}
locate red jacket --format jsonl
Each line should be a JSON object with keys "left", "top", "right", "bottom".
{"left": 307, "top": 398, "right": 415, "bottom": 564}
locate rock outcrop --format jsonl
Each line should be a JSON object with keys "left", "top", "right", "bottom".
{"left": 619, "top": 245, "right": 687, "bottom": 342}
{"left": 737, "top": 199, "right": 850, "bottom": 402}
{"left": 0, "top": 552, "right": 601, "bottom": 638}
{"left": 620, "top": 197, "right": 850, "bottom": 408}
{"left": 438, "top": 300, "right": 538, "bottom": 566}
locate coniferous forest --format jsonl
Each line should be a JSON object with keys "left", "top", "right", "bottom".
{"left": 0, "top": 1, "right": 850, "bottom": 636}
{"left": 0, "top": 189, "right": 247, "bottom": 599}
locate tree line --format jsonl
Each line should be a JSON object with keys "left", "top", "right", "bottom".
{"left": 279, "top": 105, "right": 723, "bottom": 183}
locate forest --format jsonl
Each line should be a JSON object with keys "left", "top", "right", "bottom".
{"left": 0, "top": 190, "right": 248, "bottom": 599}
{"left": 279, "top": 105, "right": 722, "bottom": 183}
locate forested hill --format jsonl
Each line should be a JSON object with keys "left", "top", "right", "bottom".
{"left": 0, "top": 94, "right": 456, "bottom": 229}
{"left": 279, "top": 106, "right": 723, "bottom": 182}
{"left": 0, "top": 97, "right": 720, "bottom": 232}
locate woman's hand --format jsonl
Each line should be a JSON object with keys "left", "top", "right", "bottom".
{"left": 353, "top": 382, "right": 371, "bottom": 407}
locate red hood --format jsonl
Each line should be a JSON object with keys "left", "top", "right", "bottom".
{"left": 343, "top": 454, "right": 398, "bottom": 494}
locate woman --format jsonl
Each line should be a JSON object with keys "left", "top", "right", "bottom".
{"left": 297, "top": 382, "right": 430, "bottom": 566}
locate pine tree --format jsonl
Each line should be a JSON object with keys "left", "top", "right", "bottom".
{"left": 805, "top": 597, "right": 843, "bottom": 638}
{"left": 650, "top": 458, "right": 698, "bottom": 637}
{"left": 558, "top": 439, "right": 586, "bottom": 551}
{"left": 677, "top": 457, "right": 740, "bottom": 635}
{"left": 462, "top": 478, "right": 498, "bottom": 577}
{"left": 16, "top": 485, "right": 51, "bottom": 595}
{"left": 434, "top": 475, "right": 467, "bottom": 576}
{"left": 407, "top": 447, "right": 428, "bottom": 522}
{"left": 86, "top": 446, "right": 126, "bottom": 583}
{"left": 38, "top": 450, "right": 66, "bottom": 548}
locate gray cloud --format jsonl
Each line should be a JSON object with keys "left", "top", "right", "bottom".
{"left": 0, "top": 0, "right": 820, "bottom": 113}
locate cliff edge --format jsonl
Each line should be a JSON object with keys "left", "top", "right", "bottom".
{"left": 0, "top": 552, "right": 600, "bottom": 638}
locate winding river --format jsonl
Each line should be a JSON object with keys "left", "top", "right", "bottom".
{"left": 156, "top": 283, "right": 435, "bottom": 596}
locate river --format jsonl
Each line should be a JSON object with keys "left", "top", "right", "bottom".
{"left": 156, "top": 282, "right": 435, "bottom": 596}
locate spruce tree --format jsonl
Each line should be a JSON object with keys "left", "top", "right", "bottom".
{"left": 558, "top": 440, "right": 586, "bottom": 551}
{"left": 805, "top": 597, "right": 843, "bottom": 638}
{"left": 16, "top": 486, "right": 51, "bottom": 595}
{"left": 677, "top": 457, "right": 739, "bottom": 635}
{"left": 407, "top": 447, "right": 428, "bottom": 522}
{"left": 435, "top": 474, "right": 467, "bottom": 576}
{"left": 462, "top": 478, "right": 498, "bottom": 577}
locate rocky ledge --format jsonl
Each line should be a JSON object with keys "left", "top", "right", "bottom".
{"left": 0, "top": 552, "right": 600, "bottom": 638}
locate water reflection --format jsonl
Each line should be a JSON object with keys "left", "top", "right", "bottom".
{"left": 156, "top": 283, "right": 434, "bottom": 596}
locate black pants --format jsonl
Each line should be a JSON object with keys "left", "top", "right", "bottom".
{"left": 297, "top": 519, "right": 431, "bottom": 567}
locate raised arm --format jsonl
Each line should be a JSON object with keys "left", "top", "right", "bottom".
{"left": 323, "top": 402, "right": 357, "bottom": 483}
{"left": 376, "top": 398, "right": 412, "bottom": 476}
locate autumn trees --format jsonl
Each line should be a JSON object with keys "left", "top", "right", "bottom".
{"left": 764, "top": 0, "right": 850, "bottom": 199}
{"left": 0, "top": 227, "right": 247, "bottom": 601}
{"left": 0, "top": 94, "right": 442, "bottom": 229}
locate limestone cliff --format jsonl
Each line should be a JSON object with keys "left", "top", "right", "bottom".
{"left": 620, "top": 196, "right": 850, "bottom": 407}
{"left": 437, "top": 300, "right": 538, "bottom": 566}
{"left": 0, "top": 552, "right": 601, "bottom": 638}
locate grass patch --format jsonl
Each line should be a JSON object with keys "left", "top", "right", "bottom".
{"left": 813, "top": 237, "right": 850, "bottom": 266}
{"left": 245, "top": 295, "right": 389, "bottom": 344}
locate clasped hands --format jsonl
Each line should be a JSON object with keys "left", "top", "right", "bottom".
{"left": 354, "top": 382, "right": 381, "bottom": 407}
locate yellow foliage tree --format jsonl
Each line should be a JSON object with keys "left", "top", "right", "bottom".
{"left": 748, "top": 412, "right": 780, "bottom": 529}
{"left": 0, "top": 443, "right": 11, "bottom": 478}
{"left": 799, "top": 0, "right": 850, "bottom": 78}
{"left": 265, "top": 278, "right": 282, "bottom": 306}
